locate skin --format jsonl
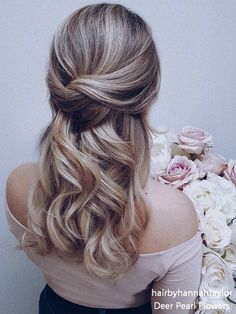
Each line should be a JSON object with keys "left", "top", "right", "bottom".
{"left": 5, "top": 163, "right": 199, "bottom": 254}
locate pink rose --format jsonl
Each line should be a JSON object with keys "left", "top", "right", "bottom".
{"left": 177, "top": 126, "right": 213, "bottom": 155}
{"left": 224, "top": 159, "right": 236, "bottom": 185}
{"left": 195, "top": 152, "right": 227, "bottom": 176}
{"left": 158, "top": 155, "right": 200, "bottom": 190}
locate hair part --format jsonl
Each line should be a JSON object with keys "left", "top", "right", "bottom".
{"left": 20, "top": 3, "right": 161, "bottom": 280}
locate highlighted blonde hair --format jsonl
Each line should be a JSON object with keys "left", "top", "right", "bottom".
{"left": 22, "top": 3, "right": 161, "bottom": 279}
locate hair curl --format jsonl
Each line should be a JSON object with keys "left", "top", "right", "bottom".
{"left": 21, "top": 3, "right": 161, "bottom": 280}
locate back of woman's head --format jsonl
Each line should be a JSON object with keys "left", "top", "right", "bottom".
{"left": 22, "top": 3, "right": 161, "bottom": 280}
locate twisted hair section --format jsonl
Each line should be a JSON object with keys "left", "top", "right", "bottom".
{"left": 21, "top": 3, "right": 161, "bottom": 279}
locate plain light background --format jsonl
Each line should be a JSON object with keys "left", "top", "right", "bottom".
{"left": 1, "top": 1, "right": 236, "bottom": 313}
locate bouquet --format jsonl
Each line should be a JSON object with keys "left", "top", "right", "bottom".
{"left": 150, "top": 126, "right": 236, "bottom": 313}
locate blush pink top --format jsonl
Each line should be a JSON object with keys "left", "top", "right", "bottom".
{"left": 5, "top": 201, "right": 203, "bottom": 313}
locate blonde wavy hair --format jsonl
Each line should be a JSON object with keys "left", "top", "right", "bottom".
{"left": 21, "top": 3, "right": 161, "bottom": 280}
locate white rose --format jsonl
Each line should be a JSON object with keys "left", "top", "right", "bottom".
{"left": 207, "top": 173, "right": 236, "bottom": 222}
{"left": 220, "top": 197, "right": 236, "bottom": 223}
{"left": 224, "top": 244, "right": 236, "bottom": 276}
{"left": 150, "top": 133, "right": 171, "bottom": 177}
{"left": 207, "top": 173, "right": 236, "bottom": 196}
{"left": 199, "top": 250, "right": 234, "bottom": 303}
{"left": 224, "top": 244, "right": 236, "bottom": 263}
{"left": 230, "top": 220, "right": 236, "bottom": 247}
{"left": 183, "top": 180, "right": 223, "bottom": 214}
{"left": 203, "top": 211, "right": 232, "bottom": 250}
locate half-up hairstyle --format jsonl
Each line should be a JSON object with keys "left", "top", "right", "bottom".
{"left": 21, "top": 3, "right": 161, "bottom": 280}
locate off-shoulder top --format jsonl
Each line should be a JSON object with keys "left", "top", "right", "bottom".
{"left": 5, "top": 201, "right": 203, "bottom": 312}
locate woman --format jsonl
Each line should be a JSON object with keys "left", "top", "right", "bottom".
{"left": 5, "top": 3, "right": 202, "bottom": 314}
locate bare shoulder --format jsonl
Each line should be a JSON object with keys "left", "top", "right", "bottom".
{"left": 140, "top": 178, "right": 199, "bottom": 253}
{"left": 6, "top": 162, "right": 39, "bottom": 226}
